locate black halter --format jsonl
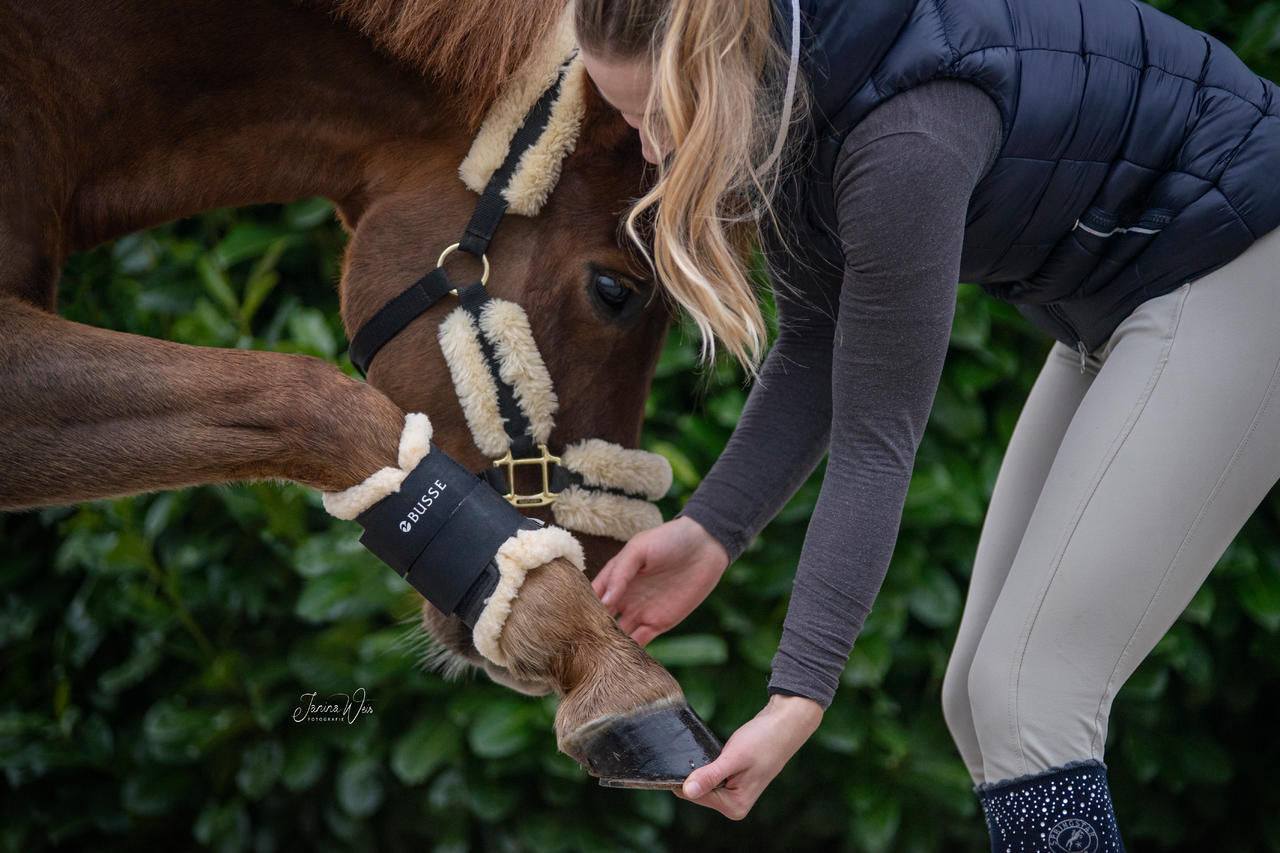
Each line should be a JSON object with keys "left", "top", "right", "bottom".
{"left": 347, "top": 65, "right": 580, "bottom": 505}
{"left": 348, "top": 65, "right": 565, "bottom": 378}
{"left": 341, "top": 68, "right": 574, "bottom": 627}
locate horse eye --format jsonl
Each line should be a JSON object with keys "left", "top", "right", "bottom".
{"left": 587, "top": 267, "right": 648, "bottom": 325}
{"left": 593, "top": 272, "right": 630, "bottom": 308}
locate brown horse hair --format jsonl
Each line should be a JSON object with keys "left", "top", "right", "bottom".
{"left": 315, "top": 0, "right": 572, "bottom": 127}
{"left": 1, "top": 0, "right": 684, "bottom": 762}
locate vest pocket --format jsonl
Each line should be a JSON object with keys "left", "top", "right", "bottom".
{"left": 1066, "top": 206, "right": 1174, "bottom": 296}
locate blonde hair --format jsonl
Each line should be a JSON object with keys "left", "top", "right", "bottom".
{"left": 575, "top": 0, "right": 802, "bottom": 370}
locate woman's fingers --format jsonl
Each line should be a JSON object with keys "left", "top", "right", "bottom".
{"left": 616, "top": 610, "right": 663, "bottom": 645}
{"left": 595, "top": 541, "right": 645, "bottom": 608}
{"left": 681, "top": 752, "right": 737, "bottom": 799}
{"left": 673, "top": 694, "right": 824, "bottom": 820}
{"left": 676, "top": 749, "right": 757, "bottom": 820}
{"left": 590, "top": 555, "right": 617, "bottom": 599}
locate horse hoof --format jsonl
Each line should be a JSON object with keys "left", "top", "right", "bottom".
{"left": 560, "top": 699, "right": 722, "bottom": 790}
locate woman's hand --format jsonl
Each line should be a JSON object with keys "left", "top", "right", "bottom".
{"left": 591, "top": 516, "right": 729, "bottom": 646}
{"left": 676, "top": 693, "right": 824, "bottom": 820}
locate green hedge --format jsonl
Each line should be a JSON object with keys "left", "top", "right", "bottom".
{"left": 5, "top": 4, "right": 1280, "bottom": 850}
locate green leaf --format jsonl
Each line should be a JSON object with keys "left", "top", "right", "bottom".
{"left": 646, "top": 440, "right": 701, "bottom": 491}
{"left": 193, "top": 800, "right": 250, "bottom": 853}
{"left": 466, "top": 776, "right": 519, "bottom": 822}
{"left": 390, "top": 717, "right": 459, "bottom": 785}
{"left": 213, "top": 222, "right": 293, "bottom": 268}
{"left": 907, "top": 566, "right": 961, "bottom": 629}
{"left": 141, "top": 699, "right": 239, "bottom": 762}
{"left": 842, "top": 630, "right": 893, "bottom": 688}
{"left": 285, "top": 308, "right": 337, "bottom": 360}
{"left": 196, "top": 254, "right": 239, "bottom": 316}
{"left": 236, "top": 740, "right": 283, "bottom": 800}
{"left": 284, "top": 197, "right": 336, "bottom": 230}
{"left": 293, "top": 568, "right": 394, "bottom": 624}
{"left": 467, "top": 700, "right": 535, "bottom": 759}
{"left": 241, "top": 261, "right": 281, "bottom": 329}
{"left": 336, "top": 756, "right": 384, "bottom": 817}
{"left": 814, "top": 706, "right": 864, "bottom": 755}
{"left": 644, "top": 634, "right": 728, "bottom": 667}
{"left": 1237, "top": 566, "right": 1280, "bottom": 631}
{"left": 850, "top": 795, "right": 901, "bottom": 853}
{"left": 280, "top": 736, "right": 327, "bottom": 792}
{"left": 121, "top": 767, "right": 196, "bottom": 816}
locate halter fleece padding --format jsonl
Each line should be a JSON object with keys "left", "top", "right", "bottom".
{"left": 457, "top": 5, "right": 586, "bottom": 217}
{"left": 552, "top": 440, "right": 671, "bottom": 540}
{"left": 438, "top": 298, "right": 672, "bottom": 542}
{"left": 438, "top": 299, "right": 558, "bottom": 456}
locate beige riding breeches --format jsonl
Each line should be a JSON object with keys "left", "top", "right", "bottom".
{"left": 941, "top": 225, "right": 1280, "bottom": 785}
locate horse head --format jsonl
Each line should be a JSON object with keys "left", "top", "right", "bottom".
{"left": 338, "top": 80, "right": 670, "bottom": 574}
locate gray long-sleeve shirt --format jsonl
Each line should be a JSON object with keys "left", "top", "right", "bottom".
{"left": 679, "top": 81, "right": 1003, "bottom": 707}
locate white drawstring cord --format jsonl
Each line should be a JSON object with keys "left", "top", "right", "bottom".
{"left": 759, "top": 0, "right": 801, "bottom": 175}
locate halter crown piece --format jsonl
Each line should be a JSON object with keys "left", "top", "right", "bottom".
{"left": 327, "top": 10, "right": 671, "bottom": 665}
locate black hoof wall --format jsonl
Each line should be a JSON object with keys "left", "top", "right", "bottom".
{"left": 565, "top": 702, "right": 722, "bottom": 790}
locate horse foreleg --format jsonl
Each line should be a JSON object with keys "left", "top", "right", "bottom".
{"left": 3, "top": 295, "right": 715, "bottom": 785}
{"left": 0, "top": 295, "right": 404, "bottom": 508}
{"left": 490, "top": 554, "right": 721, "bottom": 788}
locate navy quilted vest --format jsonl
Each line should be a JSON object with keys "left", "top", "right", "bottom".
{"left": 791, "top": 0, "right": 1280, "bottom": 351}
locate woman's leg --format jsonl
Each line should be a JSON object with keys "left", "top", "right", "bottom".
{"left": 942, "top": 341, "right": 1094, "bottom": 782}
{"left": 967, "top": 226, "right": 1280, "bottom": 846}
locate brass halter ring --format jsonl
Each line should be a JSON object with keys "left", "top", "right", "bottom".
{"left": 436, "top": 243, "right": 491, "bottom": 288}
{"left": 490, "top": 444, "right": 562, "bottom": 508}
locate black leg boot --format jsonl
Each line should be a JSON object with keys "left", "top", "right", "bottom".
{"left": 975, "top": 760, "right": 1125, "bottom": 853}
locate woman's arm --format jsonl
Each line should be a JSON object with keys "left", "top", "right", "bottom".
{"left": 679, "top": 80, "right": 1002, "bottom": 817}
{"left": 769, "top": 80, "right": 1002, "bottom": 703}
{"left": 676, "top": 222, "right": 842, "bottom": 563}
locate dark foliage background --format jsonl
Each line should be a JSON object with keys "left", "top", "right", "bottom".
{"left": 5, "top": 2, "right": 1280, "bottom": 851}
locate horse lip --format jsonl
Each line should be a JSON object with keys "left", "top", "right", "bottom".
{"left": 561, "top": 698, "right": 723, "bottom": 790}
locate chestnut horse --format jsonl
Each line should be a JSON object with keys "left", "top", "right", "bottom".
{"left": 0, "top": 0, "right": 690, "bottom": 773}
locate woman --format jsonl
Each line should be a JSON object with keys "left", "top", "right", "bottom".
{"left": 576, "top": 0, "right": 1280, "bottom": 846}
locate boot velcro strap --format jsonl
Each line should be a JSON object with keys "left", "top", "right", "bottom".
{"left": 354, "top": 445, "right": 534, "bottom": 617}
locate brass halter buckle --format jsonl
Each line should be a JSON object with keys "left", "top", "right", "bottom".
{"left": 491, "top": 444, "right": 562, "bottom": 507}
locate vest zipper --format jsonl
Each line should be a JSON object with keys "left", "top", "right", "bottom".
{"left": 1046, "top": 304, "right": 1089, "bottom": 373}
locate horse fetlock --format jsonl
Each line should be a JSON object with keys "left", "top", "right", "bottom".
{"left": 490, "top": 557, "right": 683, "bottom": 729}
{"left": 552, "top": 633, "right": 723, "bottom": 789}
{"left": 494, "top": 559, "right": 723, "bottom": 789}
{"left": 415, "top": 600, "right": 556, "bottom": 696}
{"left": 551, "top": 630, "right": 684, "bottom": 743}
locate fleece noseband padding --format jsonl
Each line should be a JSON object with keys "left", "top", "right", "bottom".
{"left": 438, "top": 298, "right": 673, "bottom": 541}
